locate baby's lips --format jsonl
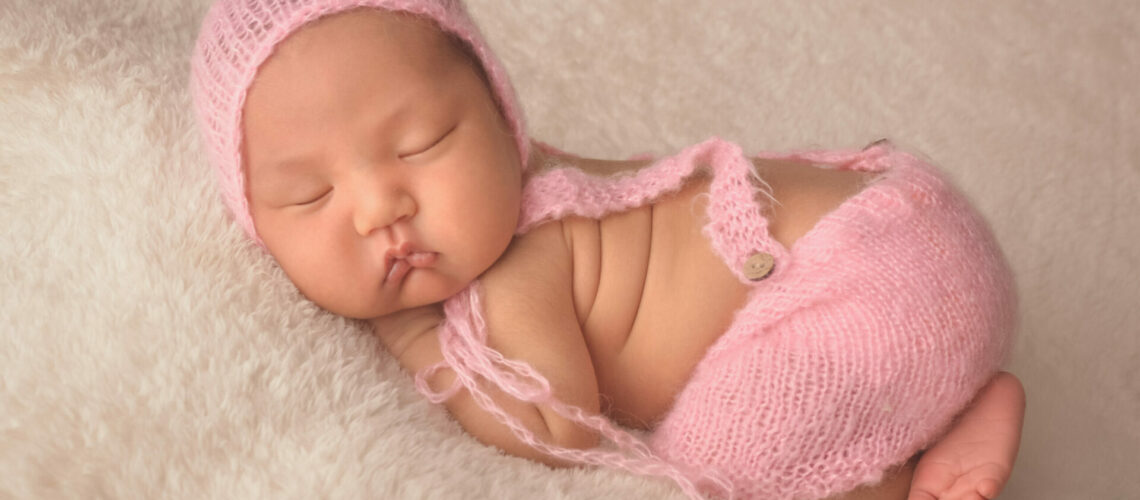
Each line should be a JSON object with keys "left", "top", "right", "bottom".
{"left": 384, "top": 259, "right": 410, "bottom": 284}
{"left": 382, "top": 251, "right": 437, "bottom": 285}
{"left": 405, "top": 251, "right": 438, "bottom": 267}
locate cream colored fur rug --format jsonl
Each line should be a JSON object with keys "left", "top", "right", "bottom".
{"left": 2, "top": 0, "right": 1137, "bottom": 498}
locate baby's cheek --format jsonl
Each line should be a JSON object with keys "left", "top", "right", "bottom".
{"left": 264, "top": 217, "right": 341, "bottom": 298}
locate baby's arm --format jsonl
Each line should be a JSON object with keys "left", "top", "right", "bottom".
{"left": 908, "top": 372, "right": 1026, "bottom": 500}
{"left": 378, "top": 222, "right": 600, "bottom": 467}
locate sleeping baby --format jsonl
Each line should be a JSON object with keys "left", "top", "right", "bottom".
{"left": 190, "top": 1, "right": 1025, "bottom": 498}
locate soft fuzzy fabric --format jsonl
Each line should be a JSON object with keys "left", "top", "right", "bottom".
{"left": 2, "top": 0, "right": 1137, "bottom": 499}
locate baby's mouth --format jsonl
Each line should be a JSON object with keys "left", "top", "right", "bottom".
{"left": 382, "top": 244, "right": 438, "bottom": 285}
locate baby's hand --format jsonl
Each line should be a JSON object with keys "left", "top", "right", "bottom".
{"left": 908, "top": 372, "right": 1026, "bottom": 500}
{"left": 908, "top": 453, "right": 1006, "bottom": 500}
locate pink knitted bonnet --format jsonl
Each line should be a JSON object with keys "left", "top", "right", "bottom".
{"left": 189, "top": 0, "right": 529, "bottom": 242}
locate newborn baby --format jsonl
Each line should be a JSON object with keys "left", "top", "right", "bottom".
{"left": 191, "top": 1, "right": 1024, "bottom": 499}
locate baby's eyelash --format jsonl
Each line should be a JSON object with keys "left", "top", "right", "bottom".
{"left": 296, "top": 189, "right": 332, "bottom": 206}
{"left": 399, "top": 125, "right": 456, "bottom": 159}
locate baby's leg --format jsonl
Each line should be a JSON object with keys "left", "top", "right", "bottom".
{"left": 908, "top": 372, "right": 1026, "bottom": 500}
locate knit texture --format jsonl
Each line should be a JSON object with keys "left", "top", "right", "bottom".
{"left": 425, "top": 138, "right": 1017, "bottom": 499}
{"left": 189, "top": 0, "right": 529, "bottom": 243}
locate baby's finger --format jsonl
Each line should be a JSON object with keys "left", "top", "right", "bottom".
{"left": 942, "top": 478, "right": 997, "bottom": 500}
{"left": 908, "top": 462, "right": 954, "bottom": 500}
{"left": 977, "top": 478, "right": 1002, "bottom": 499}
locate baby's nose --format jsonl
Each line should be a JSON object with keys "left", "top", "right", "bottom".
{"left": 353, "top": 188, "right": 416, "bottom": 237}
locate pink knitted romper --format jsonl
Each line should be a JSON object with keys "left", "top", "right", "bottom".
{"left": 425, "top": 138, "right": 1017, "bottom": 499}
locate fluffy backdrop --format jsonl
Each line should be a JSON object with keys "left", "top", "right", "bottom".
{"left": 1, "top": 0, "right": 1136, "bottom": 498}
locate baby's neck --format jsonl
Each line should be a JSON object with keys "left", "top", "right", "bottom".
{"left": 369, "top": 302, "right": 445, "bottom": 358}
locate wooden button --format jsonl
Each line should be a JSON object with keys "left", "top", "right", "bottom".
{"left": 743, "top": 252, "right": 775, "bottom": 281}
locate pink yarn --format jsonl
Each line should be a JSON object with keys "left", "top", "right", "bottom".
{"left": 426, "top": 138, "right": 1017, "bottom": 499}
{"left": 189, "top": 0, "right": 529, "bottom": 244}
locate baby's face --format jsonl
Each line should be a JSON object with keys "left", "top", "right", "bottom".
{"left": 242, "top": 10, "right": 523, "bottom": 320}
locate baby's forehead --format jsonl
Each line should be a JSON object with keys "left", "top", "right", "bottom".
{"left": 272, "top": 8, "right": 467, "bottom": 69}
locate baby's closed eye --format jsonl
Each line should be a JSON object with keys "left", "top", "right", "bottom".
{"left": 293, "top": 187, "right": 332, "bottom": 206}
{"left": 398, "top": 124, "right": 457, "bottom": 160}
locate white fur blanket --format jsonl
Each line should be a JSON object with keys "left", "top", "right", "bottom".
{"left": 2, "top": 0, "right": 1137, "bottom": 498}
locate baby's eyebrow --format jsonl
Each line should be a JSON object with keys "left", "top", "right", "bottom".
{"left": 247, "top": 158, "right": 323, "bottom": 196}
{"left": 259, "top": 155, "right": 321, "bottom": 177}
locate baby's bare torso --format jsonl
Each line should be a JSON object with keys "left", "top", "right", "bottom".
{"left": 565, "top": 172, "right": 750, "bottom": 428}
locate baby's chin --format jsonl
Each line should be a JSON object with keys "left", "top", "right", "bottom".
{"left": 396, "top": 267, "right": 470, "bottom": 306}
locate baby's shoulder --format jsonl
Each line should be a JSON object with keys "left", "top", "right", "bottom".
{"left": 474, "top": 220, "right": 587, "bottom": 344}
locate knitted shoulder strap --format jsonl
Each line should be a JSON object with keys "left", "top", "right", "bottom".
{"left": 518, "top": 138, "right": 742, "bottom": 233}
{"left": 517, "top": 138, "right": 895, "bottom": 234}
